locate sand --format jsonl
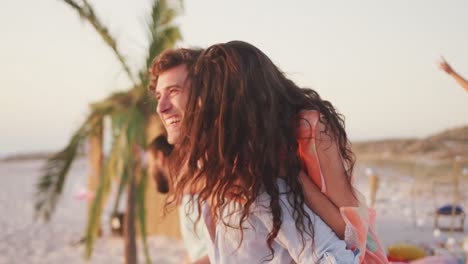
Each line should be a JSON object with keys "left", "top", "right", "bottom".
{"left": 0, "top": 158, "right": 467, "bottom": 263}
{"left": 0, "top": 159, "right": 185, "bottom": 264}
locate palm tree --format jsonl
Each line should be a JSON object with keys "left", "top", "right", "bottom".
{"left": 34, "top": 0, "right": 182, "bottom": 263}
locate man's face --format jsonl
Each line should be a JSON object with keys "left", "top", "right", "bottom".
{"left": 155, "top": 64, "right": 189, "bottom": 144}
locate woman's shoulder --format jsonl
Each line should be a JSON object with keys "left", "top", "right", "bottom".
{"left": 296, "top": 109, "right": 321, "bottom": 138}
{"left": 254, "top": 180, "right": 359, "bottom": 263}
{"left": 253, "top": 179, "right": 319, "bottom": 217}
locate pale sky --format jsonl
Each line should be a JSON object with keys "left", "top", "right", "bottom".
{"left": 1, "top": 0, "right": 467, "bottom": 156}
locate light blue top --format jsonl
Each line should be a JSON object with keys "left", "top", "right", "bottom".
{"left": 200, "top": 179, "right": 361, "bottom": 264}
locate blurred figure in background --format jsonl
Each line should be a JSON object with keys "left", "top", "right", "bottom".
{"left": 148, "top": 135, "right": 173, "bottom": 194}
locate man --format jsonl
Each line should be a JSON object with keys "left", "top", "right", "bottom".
{"left": 439, "top": 57, "right": 468, "bottom": 92}
{"left": 148, "top": 48, "right": 209, "bottom": 264}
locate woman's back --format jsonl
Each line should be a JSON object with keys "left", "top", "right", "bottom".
{"left": 201, "top": 179, "right": 360, "bottom": 264}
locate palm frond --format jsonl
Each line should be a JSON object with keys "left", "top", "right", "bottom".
{"left": 84, "top": 114, "right": 130, "bottom": 259}
{"left": 124, "top": 157, "right": 138, "bottom": 264}
{"left": 139, "top": 0, "right": 183, "bottom": 87}
{"left": 145, "top": 25, "right": 181, "bottom": 73}
{"left": 83, "top": 161, "right": 107, "bottom": 260}
{"left": 90, "top": 88, "right": 147, "bottom": 114}
{"left": 61, "top": 0, "right": 137, "bottom": 85}
{"left": 41, "top": 1, "right": 184, "bottom": 262}
{"left": 127, "top": 107, "right": 147, "bottom": 148}
{"left": 34, "top": 114, "right": 102, "bottom": 221}
{"left": 111, "top": 162, "right": 129, "bottom": 214}
{"left": 137, "top": 169, "right": 151, "bottom": 264}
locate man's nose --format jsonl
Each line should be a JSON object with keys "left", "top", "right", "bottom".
{"left": 157, "top": 95, "right": 171, "bottom": 114}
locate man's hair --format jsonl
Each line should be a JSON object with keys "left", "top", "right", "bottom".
{"left": 147, "top": 48, "right": 203, "bottom": 94}
{"left": 170, "top": 40, "right": 355, "bottom": 259}
{"left": 149, "top": 135, "right": 174, "bottom": 157}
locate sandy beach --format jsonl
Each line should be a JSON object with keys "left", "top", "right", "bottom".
{"left": 0, "top": 158, "right": 467, "bottom": 263}
{"left": 0, "top": 159, "right": 185, "bottom": 264}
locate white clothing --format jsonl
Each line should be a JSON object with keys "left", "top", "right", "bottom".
{"left": 179, "top": 194, "right": 208, "bottom": 261}
{"left": 200, "top": 179, "right": 360, "bottom": 264}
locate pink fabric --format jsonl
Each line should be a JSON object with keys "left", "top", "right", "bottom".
{"left": 296, "top": 110, "right": 388, "bottom": 264}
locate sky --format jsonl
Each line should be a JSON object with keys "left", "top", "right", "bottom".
{"left": 1, "top": 0, "right": 467, "bottom": 156}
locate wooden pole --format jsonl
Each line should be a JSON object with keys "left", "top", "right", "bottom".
{"left": 450, "top": 156, "right": 461, "bottom": 233}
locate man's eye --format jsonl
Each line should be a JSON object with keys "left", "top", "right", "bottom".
{"left": 170, "top": 89, "right": 180, "bottom": 95}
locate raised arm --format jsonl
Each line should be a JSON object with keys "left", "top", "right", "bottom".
{"left": 439, "top": 58, "right": 468, "bottom": 92}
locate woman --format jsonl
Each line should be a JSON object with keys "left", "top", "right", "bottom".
{"left": 169, "top": 41, "right": 377, "bottom": 263}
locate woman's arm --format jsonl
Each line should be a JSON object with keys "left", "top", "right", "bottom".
{"left": 314, "top": 120, "right": 359, "bottom": 208}
{"left": 299, "top": 120, "right": 359, "bottom": 239}
{"left": 299, "top": 171, "right": 346, "bottom": 239}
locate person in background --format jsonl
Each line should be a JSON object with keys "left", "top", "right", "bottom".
{"left": 439, "top": 57, "right": 468, "bottom": 92}
{"left": 148, "top": 135, "right": 173, "bottom": 194}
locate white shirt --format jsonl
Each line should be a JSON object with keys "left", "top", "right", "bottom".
{"left": 179, "top": 194, "right": 209, "bottom": 261}
{"left": 200, "top": 179, "right": 360, "bottom": 264}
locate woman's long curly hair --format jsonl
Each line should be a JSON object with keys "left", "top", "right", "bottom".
{"left": 169, "top": 40, "right": 355, "bottom": 257}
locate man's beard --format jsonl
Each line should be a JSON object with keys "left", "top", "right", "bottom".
{"left": 154, "top": 169, "right": 170, "bottom": 194}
